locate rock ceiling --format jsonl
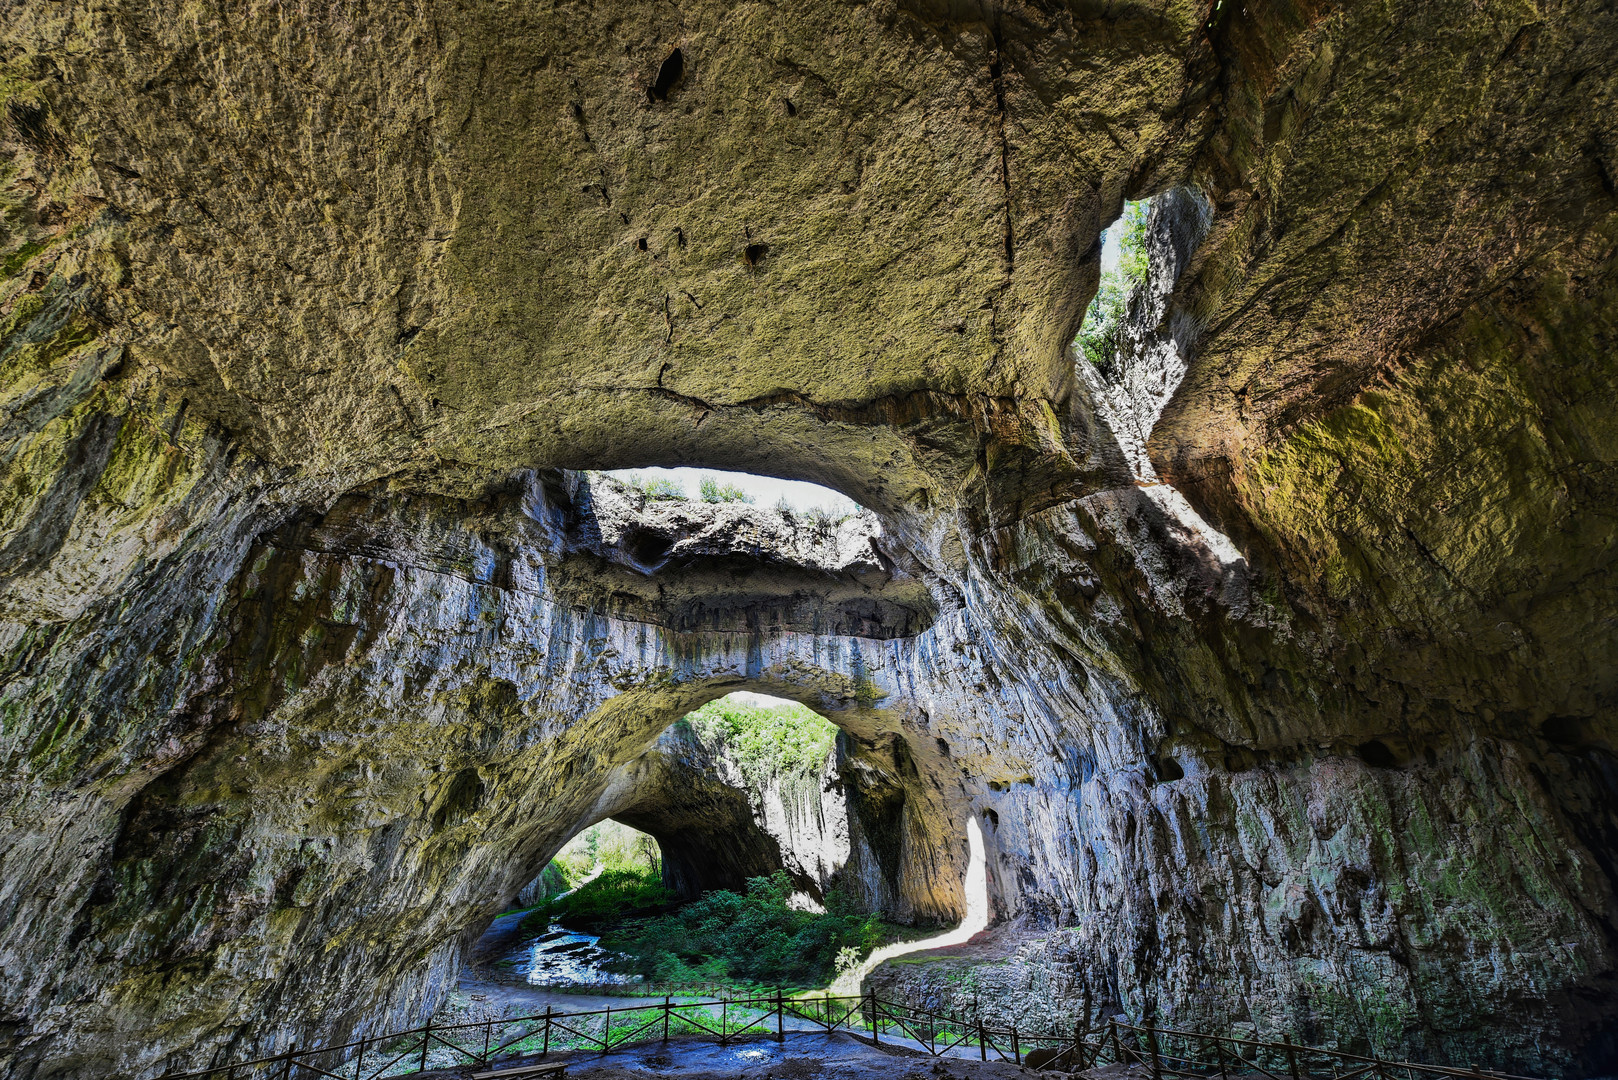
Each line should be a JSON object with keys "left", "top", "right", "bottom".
{"left": 1, "top": 1, "right": 1616, "bottom": 1077}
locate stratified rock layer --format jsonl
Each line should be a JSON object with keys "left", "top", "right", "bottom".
{"left": 1, "top": 1, "right": 1616, "bottom": 1078}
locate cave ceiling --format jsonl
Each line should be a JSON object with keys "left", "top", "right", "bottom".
{"left": 3, "top": 0, "right": 1618, "bottom": 1077}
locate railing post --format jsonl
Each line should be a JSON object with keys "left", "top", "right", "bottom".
{"left": 1011, "top": 1025, "right": 1020, "bottom": 1065}
{"left": 543, "top": 1006, "right": 552, "bottom": 1057}
{"left": 664, "top": 996, "right": 671, "bottom": 1043}
{"left": 282, "top": 1044, "right": 296, "bottom": 1080}
{"left": 1285, "top": 1038, "right": 1300, "bottom": 1080}
{"left": 419, "top": 1019, "right": 431, "bottom": 1074}
{"left": 776, "top": 989, "right": 785, "bottom": 1043}
{"left": 1146, "top": 1018, "right": 1162, "bottom": 1080}
{"left": 867, "top": 990, "right": 878, "bottom": 1045}
{"left": 1111, "top": 1018, "right": 1121, "bottom": 1064}
{"left": 1216, "top": 1035, "right": 1228, "bottom": 1080}
{"left": 603, "top": 1005, "right": 612, "bottom": 1055}
{"left": 355, "top": 1036, "right": 367, "bottom": 1080}
{"left": 722, "top": 995, "right": 729, "bottom": 1046}
{"left": 482, "top": 1020, "right": 491, "bottom": 1064}
{"left": 978, "top": 1017, "right": 987, "bottom": 1061}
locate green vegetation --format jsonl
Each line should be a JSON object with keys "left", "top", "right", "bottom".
{"left": 680, "top": 695, "right": 838, "bottom": 791}
{"left": 699, "top": 474, "right": 753, "bottom": 503}
{"left": 2, "top": 239, "right": 47, "bottom": 280}
{"left": 1077, "top": 199, "right": 1150, "bottom": 369}
{"left": 550, "top": 819, "right": 660, "bottom": 885}
{"left": 517, "top": 820, "right": 664, "bottom": 926}
{"left": 619, "top": 472, "right": 686, "bottom": 500}
{"left": 597, "top": 871, "right": 892, "bottom": 989}
{"left": 527, "top": 866, "right": 672, "bottom": 930}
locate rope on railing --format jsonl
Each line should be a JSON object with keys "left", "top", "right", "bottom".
{"left": 162, "top": 992, "right": 1555, "bottom": 1080}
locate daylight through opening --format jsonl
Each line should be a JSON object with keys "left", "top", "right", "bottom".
{"left": 484, "top": 692, "right": 973, "bottom": 995}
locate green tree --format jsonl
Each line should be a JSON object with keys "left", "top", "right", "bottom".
{"left": 1076, "top": 198, "right": 1151, "bottom": 369}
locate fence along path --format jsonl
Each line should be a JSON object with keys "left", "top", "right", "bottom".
{"left": 166, "top": 990, "right": 1553, "bottom": 1080}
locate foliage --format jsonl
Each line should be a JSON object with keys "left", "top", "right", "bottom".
{"left": 801, "top": 504, "right": 852, "bottom": 532}
{"left": 699, "top": 474, "right": 754, "bottom": 503}
{"left": 597, "top": 872, "right": 890, "bottom": 989}
{"left": 528, "top": 866, "right": 672, "bottom": 931}
{"left": 1115, "top": 198, "right": 1150, "bottom": 281}
{"left": 620, "top": 472, "right": 687, "bottom": 500}
{"left": 545, "top": 820, "right": 660, "bottom": 893}
{"left": 1076, "top": 199, "right": 1151, "bottom": 369}
{"left": 681, "top": 695, "right": 838, "bottom": 790}
{"left": 524, "top": 862, "right": 570, "bottom": 907}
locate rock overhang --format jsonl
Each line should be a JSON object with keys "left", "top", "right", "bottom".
{"left": 4, "top": 1, "right": 1618, "bottom": 1076}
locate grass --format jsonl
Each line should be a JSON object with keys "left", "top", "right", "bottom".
{"left": 699, "top": 474, "right": 753, "bottom": 503}
{"left": 522, "top": 866, "right": 672, "bottom": 932}
{"left": 617, "top": 472, "right": 687, "bottom": 500}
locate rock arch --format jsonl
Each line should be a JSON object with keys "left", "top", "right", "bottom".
{"left": 3, "top": 2, "right": 1618, "bottom": 1077}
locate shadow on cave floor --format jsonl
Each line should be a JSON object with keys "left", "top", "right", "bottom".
{"left": 404, "top": 1030, "right": 1037, "bottom": 1080}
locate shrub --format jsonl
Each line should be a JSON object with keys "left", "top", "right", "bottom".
{"left": 530, "top": 867, "right": 672, "bottom": 931}
{"left": 620, "top": 472, "right": 687, "bottom": 500}
{"left": 680, "top": 697, "right": 837, "bottom": 791}
{"left": 699, "top": 475, "right": 754, "bottom": 503}
{"left": 597, "top": 871, "right": 889, "bottom": 989}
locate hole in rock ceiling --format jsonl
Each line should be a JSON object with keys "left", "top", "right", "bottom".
{"left": 648, "top": 48, "right": 684, "bottom": 101}
{"left": 604, "top": 467, "right": 863, "bottom": 520}
{"left": 1075, "top": 197, "right": 1151, "bottom": 372}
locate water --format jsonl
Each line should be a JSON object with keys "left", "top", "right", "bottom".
{"left": 504, "top": 922, "right": 643, "bottom": 988}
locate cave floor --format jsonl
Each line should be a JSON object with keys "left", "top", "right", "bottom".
{"left": 458, "top": 910, "right": 707, "bottom": 1016}
{"left": 405, "top": 1030, "right": 1056, "bottom": 1080}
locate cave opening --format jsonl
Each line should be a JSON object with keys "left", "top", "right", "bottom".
{"left": 602, "top": 466, "right": 863, "bottom": 519}
{"left": 474, "top": 690, "right": 976, "bottom": 998}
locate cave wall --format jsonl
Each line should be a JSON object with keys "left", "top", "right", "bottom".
{"left": 3, "top": 0, "right": 1618, "bottom": 1077}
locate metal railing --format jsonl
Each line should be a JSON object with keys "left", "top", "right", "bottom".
{"left": 164, "top": 990, "right": 1552, "bottom": 1080}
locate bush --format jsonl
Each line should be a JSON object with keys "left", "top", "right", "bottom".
{"left": 681, "top": 697, "right": 837, "bottom": 790}
{"left": 620, "top": 472, "right": 687, "bottom": 500}
{"left": 529, "top": 867, "right": 672, "bottom": 931}
{"left": 699, "top": 475, "right": 754, "bottom": 503}
{"left": 596, "top": 871, "right": 889, "bottom": 989}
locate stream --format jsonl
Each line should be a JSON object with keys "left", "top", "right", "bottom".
{"left": 503, "top": 921, "right": 643, "bottom": 988}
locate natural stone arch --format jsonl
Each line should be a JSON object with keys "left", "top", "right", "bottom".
{"left": 32, "top": 474, "right": 990, "bottom": 1076}
{"left": 5, "top": 1, "right": 1618, "bottom": 1075}
{"left": 545, "top": 687, "right": 970, "bottom": 916}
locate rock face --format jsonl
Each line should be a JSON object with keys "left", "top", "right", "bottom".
{"left": 2, "top": 2, "right": 1617, "bottom": 1078}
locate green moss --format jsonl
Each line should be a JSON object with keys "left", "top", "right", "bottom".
{"left": 0, "top": 291, "right": 47, "bottom": 340}
{"left": 2, "top": 240, "right": 48, "bottom": 280}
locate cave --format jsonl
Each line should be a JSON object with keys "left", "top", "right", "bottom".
{"left": 530, "top": 690, "right": 935, "bottom": 912}
{"left": 2, "top": 3, "right": 1617, "bottom": 1079}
